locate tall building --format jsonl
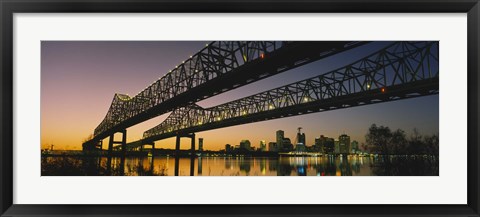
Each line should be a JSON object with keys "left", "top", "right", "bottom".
{"left": 268, "top": 142, "right": 277, "bottom": 152}
{"left": 334, "top": 140, "right": 340, "bottom": 154}
{"left": 259, "top": 140, "right": 267, "bottom": 152}
{"left": 198, "top": 138, "right": 204, "bottom": 152}
{"left": 315, "top": 135, "right": 330, "bottom": 153}
{"left": 282, "top": 138, "right": 293, "bottom": 152}
{"left": 240, "top": 140, "right": 251, "bottom": 151}
{"left": 276, "top": 130, "right": 284, "bottom": 150}
{"left": 295, "top": 127, "right": 306, "bottom": 152}
{"left": 351, "top": 140, "right": 359, "bottom": 153}
{"left": 296, "top": 127, "right": 306, "bottom": 145}
{"left": 314, "top": 137, "right": 322, "bottom": 152}
{"left": 225, "top": 144, "right": 233, "bottom": 152}
{"left": 324, "top": 138, "right": 335, "bottom": 154}
{"left": 339, "top": 134, "right": 351, "bottom": 154}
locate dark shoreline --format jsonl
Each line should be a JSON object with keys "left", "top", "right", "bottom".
{"left": 41, "top": 150, "right": 438, "bottom": 159}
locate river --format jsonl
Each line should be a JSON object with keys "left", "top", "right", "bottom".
{"left": 41, "top": 155, "right": 439, "bottom": 176}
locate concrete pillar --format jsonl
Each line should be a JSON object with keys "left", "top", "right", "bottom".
{"left": 175, "top": 136, "right": 181, "bottom": 176}
{"left": 174, "top": 156, "right": 180, "bottom": 176}
{"left": 108, "top": 134, "right": 114, "bottom": 156}
{"left": 190, "top": 134, "right": 195, "bottom": 176}
{"left": 106, "top": 135, "right": 114, "bottom": 175}
{"left": 151, "top": 143, "right": 155, "bottom": 156}
{"left": 190, "top": 157, "right": 195, "bottom": 176}
{"left": 121, "top": 130, "right": 127, "bottom": 156}
{"left": 175, "top": 136, "right": 181, "bottom": 154}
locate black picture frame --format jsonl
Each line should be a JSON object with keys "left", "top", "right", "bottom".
{"left": 1, "top": 0, "right": 479, "bottom": 216}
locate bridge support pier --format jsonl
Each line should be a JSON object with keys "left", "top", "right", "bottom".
{"left": 121, "top": 130, "right": 127, "bottom": 156}
{"left": 190, "top": 134, "right": 195, "bottom": 176}
{"left": 175, "top": 136, "right": 181, "bottom": 155}
{"left": 174, "top": 133, "right": 196, "bottom": 176}
{"left": 175, "top": 135, "right": 181, "bottom": 176}
{"left": 151, "top": 142, "right": 155, "bottom": 156}
{"left": 174, "top": 156, "right": 180, "bottom": 176}
{"left": 107, "top": 135, "right": 114, "bottom": 170}
{"left": 107, "top": 130, "right": 128, "bottom": 156}
{"left": 105, "top": 130, "right": 128, "bottom": 175}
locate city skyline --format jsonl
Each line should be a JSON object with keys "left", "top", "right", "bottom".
{"left": 41, "top": 41, "right": 439, "bottom": 151}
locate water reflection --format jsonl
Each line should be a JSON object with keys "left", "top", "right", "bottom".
{"left": 42, "top": 155, "right": 439, "bottom": 176}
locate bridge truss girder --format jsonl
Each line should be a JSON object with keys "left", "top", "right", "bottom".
{"left": 87, "top": 41, "right": 366, "bottom": 146}
{"left": 137, "top": 41, "right": 439, "bottom": 146}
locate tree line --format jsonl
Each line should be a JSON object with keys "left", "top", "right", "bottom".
{"left": 365, "top": 124, "right": 439, "bottom": 156}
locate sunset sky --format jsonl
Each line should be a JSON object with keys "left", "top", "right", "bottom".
{"left": 41, "top": 41, "right": 439, "bottom": 151}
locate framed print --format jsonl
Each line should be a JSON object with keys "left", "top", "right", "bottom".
{"left": 1, "top": 0, "right": 479, "bottom": 216}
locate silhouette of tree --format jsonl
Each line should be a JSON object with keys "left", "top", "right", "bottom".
{"left": 365, "top": 124, "right": 394, "bottom": 154}
{"left": 366, "top": 124, "right": 439, "bottom": 156}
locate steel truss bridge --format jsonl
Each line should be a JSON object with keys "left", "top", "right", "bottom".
{"left": 83, "top": 41, "right": 367, "bottom": 150}
{"left": 83, "top": 41, "right": 439, "bottom": 156}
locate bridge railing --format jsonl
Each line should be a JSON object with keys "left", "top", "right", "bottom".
{"left": 142, "top": 41, "right": 438, "bottom": 140}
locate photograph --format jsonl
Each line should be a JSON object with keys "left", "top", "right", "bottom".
{"left": 40, "top": 41, "right": 439, "bottom": 176}
{"left": 2, "top": 0, "right": 478, "bottom": 215}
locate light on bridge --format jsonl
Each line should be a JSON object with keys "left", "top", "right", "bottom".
{"left": 260, "top": 53, "right": 265, "bottom": 59}
{"left": 367, "top": 84, "right": 371, "bottom": 89}
{"left": 381, "top": 88, "right": 386, "bottom": 93}
{"left": 303, "top": 97, "right": 309, "bottom": 102}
